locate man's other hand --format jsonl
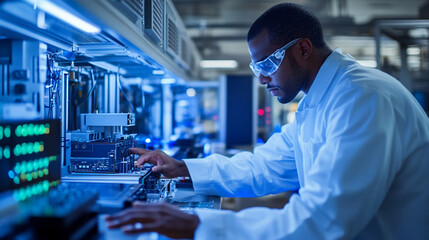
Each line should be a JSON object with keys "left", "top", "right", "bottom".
{"left": 130, "top": 148, "right": 190, "bottom": 178}
{"left": 106, "top": 202, "right": 200, "bottom": 239}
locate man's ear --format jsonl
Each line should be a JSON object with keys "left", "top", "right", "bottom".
{"left": 298, "top": 38, "right": 312, "bottom": 60}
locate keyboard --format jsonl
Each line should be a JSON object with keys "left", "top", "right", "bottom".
{"left": 16, "top": 183, "right": 99, "bottom": 240}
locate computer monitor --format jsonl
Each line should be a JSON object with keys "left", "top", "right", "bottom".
{"left": 0, "top": 120, "right": 61, "bottom": 201}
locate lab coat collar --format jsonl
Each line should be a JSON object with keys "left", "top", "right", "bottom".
{"left": 297, "top": 48, "right": 344, "bottom": 111}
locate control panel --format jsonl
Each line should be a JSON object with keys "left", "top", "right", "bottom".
{"left": 70, "top": 138, "right": 134, "bottom": 173}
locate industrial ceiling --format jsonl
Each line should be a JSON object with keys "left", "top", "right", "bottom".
{"left": 172, "top": 0, "right": 429, "bottom": 79}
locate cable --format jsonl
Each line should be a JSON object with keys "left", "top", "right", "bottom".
{"left": 93, "top": 79, "right": 98, "bottom": 112}
{"left": 46, "top": 52, "right": 61, "bottom": 119}
{"left": 76, "top": 69, "right": 97, "bottom": 107}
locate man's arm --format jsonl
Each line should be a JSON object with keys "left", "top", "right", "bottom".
{"left": 185, "top": 125, "right": 299, "bottom": 197}
{"left": 132, "top": 124, "right": 300, "bottom": 198}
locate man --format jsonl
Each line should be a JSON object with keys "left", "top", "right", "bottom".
{"left": 107, "top": 3, "right": 429, "bottom": 239}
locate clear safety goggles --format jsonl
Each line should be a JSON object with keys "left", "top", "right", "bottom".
{"left": 249, "top": 38, "right": 301, "bottom": 77}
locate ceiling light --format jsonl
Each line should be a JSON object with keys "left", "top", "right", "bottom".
{"left": 27, "top": 0, "right": 100, "bottom": 33}
{"left": 409, "top": 28, "right": 429, "bottom": 39}
{"left": 152, "top": 70, "right": 165, "bottom": 75}
{"left": 200, "top": 60, "right": 238, "bottom": 69}
{"left": 407, "top": 47, "right": 420, "bottom": 56}
{"left": 161, "top": 78, "right": 176, "bottom": 84}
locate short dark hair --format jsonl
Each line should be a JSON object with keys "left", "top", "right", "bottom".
{"left": 247, "top": 3, "right": 326, "bottom": 48}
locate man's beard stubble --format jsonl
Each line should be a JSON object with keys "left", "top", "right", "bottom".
{"left": 277, "top": 54, "right": 309, "bottom": 104}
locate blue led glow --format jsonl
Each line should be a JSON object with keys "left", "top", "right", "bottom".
{"left": 8, "top": 170, "right": 15, "bottom": 179}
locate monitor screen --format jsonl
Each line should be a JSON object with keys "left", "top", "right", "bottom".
{"left": 0, "top": 119, "right": 61, "bottom": 201}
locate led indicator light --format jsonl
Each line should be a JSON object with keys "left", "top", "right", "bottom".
{"left": 33, "top": 160, "right": 39, "bottom": 170}
{"left": 31, "top": 185, "right": 37, "bottom": 195}
{"left": 13, "top": 190, "right": 19, "bottom": 201}
{"left": 44, "top": 124, "right": 50, "bottom": 134}
{"left": 21, "top": 143, "right": 27, "bottom": 155}
{"left": 13, "top": 176, "right": 20, "bottom": 184}
{"left": 28, "top": 124, "right": 34, "bottom": 136}
{"left": 37, "top": 183, "right": 43, "bottom": 193}
{"left": 4, "top": 146, "right": 10, "bottom": 159}
{"left": 22, "top": 124, "right": 28, "bottom": 137}
{"left": 39, "top": 125, "right": 45, "bottom": 135}
{"left": 14, "top": 163, "right": 21, "bottom": 174}
{"left": 21, "top": 161, "right": 27, "bottom": 173}
{"left": 15, "top": 125, "right": 22, "bottom": 137}
{"left": 27, "top": 161, "right": 33, "bottom": 172}
{"left": 4, "top": 126, "right": 10, "bottom": 138}
{"left": 38, "top": 158, "right": 43, "bottom": 168}
{"left": 8, "top": 170, "right": 14, "bottom": 179}
{"left": 19, "top": 189, "right": 26, "bottom": 201}
{"left": 27, "top": 142, "right": 33, "bottom": 154}
{"left": 34, "top": 142, "right": 40, "bottom": 153}
{"left": 14, "top": 145, "right": 21, "bottom": 156}
{"left": 43, "top": 180, "right": 49, "bottom": 191}
{"left": 39, "top": 142, "right": 44, "bottom": 152}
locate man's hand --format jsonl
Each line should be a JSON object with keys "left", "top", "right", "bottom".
{"left": 130, "top": 148, "right": 190, "bottom": 178}
{"left": 106, "top": 202, "right": 200, "bottom": 239}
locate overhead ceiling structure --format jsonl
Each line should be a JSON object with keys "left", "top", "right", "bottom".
{"left": 172, "top": 0, "right": 428, "bottom": 79}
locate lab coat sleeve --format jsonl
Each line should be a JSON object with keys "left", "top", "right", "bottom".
{"left": 193, "top": 85, "right": 401, "bottom": 239}
{"left": 184, "top": 124, "right": 300, "bottom": 197}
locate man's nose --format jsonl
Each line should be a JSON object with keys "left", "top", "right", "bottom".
{"left": 258, "top": 74, "right": 271, "bottom": 85}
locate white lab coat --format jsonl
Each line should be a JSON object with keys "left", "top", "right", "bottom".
{"left": 184, "top": 49, "right": 429, "bottom": 239}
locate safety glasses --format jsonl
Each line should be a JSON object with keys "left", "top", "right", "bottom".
{"left": 249, "top": 38, "right": 301, "bottom": 77}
